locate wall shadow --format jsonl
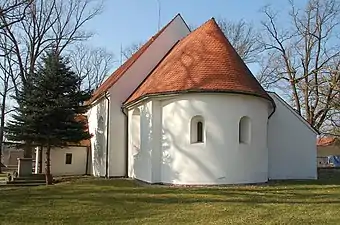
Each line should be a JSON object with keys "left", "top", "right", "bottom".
{"left": 92, "top": 101, "right": 107, "bottom": 176}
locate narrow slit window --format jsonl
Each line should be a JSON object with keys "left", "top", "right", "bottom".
{"left": 197, "top": 122, "right": 203, "bottom": 143}
{"left": 65, "top": 153, "right": 72, "bottom": 164}
{"left": 191, "top": 116, "right": 204, "bottom": 143}
{"left": 132, "top": 108, "right": 141, "bottom": 152}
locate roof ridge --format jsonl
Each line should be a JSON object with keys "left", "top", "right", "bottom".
{"left": 123, "top": 40, "right": 181, "bottom": 105}
{"left": 125, "top": 18, "right": 275, "bottom": 109}
{"left": 188, "top": 18, "right": 216, "bottom": 34}
{"left": 88, "top": 14, "right": 182, "bottom": 104}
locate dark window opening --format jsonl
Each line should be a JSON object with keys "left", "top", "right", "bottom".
{"left": 190, "top": 115, "right": 204, "bottom": 144}
{"left": 197, "top": 121, "right": 203, "bottom": 143}
{"left": 65, "top": 153, "right": 72, "bottom": 165}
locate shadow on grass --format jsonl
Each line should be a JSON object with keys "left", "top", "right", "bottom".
{"left": 1, "top": 169, "right": 340, "bottom": 223}
{"left": 1, "top": 180, "right": 340, "bottom": 210}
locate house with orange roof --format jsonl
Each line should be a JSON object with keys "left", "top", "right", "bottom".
{"left": 86, "top": 14, "right": 319, "bottom": 185}
{"left": 317, "top": 136, "right": 340, "bottom": 167}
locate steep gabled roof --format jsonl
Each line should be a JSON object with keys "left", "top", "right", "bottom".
{"left": 125, "top": 18, "right": 273, "bottom": 107}
{"left": 89, "top": 14, "right": 183, "bottom": 103}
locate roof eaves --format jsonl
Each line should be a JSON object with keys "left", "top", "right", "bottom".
{"left": 125, "top": 89, "right": 276, "bottom": 110}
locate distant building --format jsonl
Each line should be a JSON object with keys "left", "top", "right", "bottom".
{"left": 1, "top": 142, "right": 24, "bottom": 167}
{"left": 317, "top": 136, "right": 340, "bottom": 167}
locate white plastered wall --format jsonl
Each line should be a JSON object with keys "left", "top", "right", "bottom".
{"left": 104, "top": 15, "right": 190, "bottom": 177}
{"left": 128, "top": 101, "right": 153, "bottom": 182}
{"left": 268, "top": 93, "right": 317, "bottom": 180}
{"left": 161, "top": 94, "right": 270, "bottom": 185}
{"left": 87, "top": 98, "right": 108, "bottom": 177}
{"left": 128, "top": 93, "right": 271, "bottom": 185}
{"left": 39, "top": 146, "right": 88, "bottom": 176}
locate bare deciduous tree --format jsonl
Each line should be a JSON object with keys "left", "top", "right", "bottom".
{"left": 122, "top": 18, "right": 262, "bottom": 65}
{"left": 0, "top": 0, "right": 103, "bottom": 159}
{"left": 0, "top": 0, "right": 32, "bottom": 171}
{"left": 68, "top": 43, "right": 116, "bottom": 91}
{"left": 121, "top": 41, "right": 144, "bottom": 62}
{"left": 0, "top": 0, "right": 103, "bottom": 90}
{"left": 0, "top": 0, "right": 33, "bottom": 30}
{"left": 190, "top": 19, "right": 263, "bottom": 64}
{"left": 217, "top": 19, "right": 263, "bottom": 64}
{"left": 258, "top": 0, "right": 340, "bottom": 134}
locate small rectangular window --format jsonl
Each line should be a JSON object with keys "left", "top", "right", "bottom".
{"left": 65, "top": 153, "right": 72, "bottom": 164}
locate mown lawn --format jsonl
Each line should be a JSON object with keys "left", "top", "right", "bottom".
{"left": 0, "top": 171, "right": 340, "bottom": 225}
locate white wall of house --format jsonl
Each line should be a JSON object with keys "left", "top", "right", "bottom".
{"left": 87, "top": 14, "right": 191, "bottom": 177}
{"left": 128, "top": 101, "right": 153, "bottom": 182}
{"left": 128, "top": 100, "right": 163, "bottom": 183}
{"left": 128, "top": 93, "right": 271, "bottom": 185}
{"left": 39, "top": 146, "right": 88, "bottom": 176}
{"left": 268, "top": 93, "right": 317, "bottom": 180}
{"left": 87, "top": 99, "right": 108, "bottom": 177}
{"left": 161, "top": 94, "right": 270, "bottom": 185}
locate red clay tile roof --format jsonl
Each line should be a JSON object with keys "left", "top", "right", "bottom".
{"left": 125, "top": 18, "right": 273, "bottom": 106}
{"left": 317, "top": 136, "right": 338, "bottom": 147}
{"left": 89, "top": 14, "right": 182, "bottom": 103}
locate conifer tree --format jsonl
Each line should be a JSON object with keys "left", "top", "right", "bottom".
{"left": 6, "top": 49, "right": 91, "bottom": 184}
{"left": 6, "top": 78, "right": 42, "bottom": 158}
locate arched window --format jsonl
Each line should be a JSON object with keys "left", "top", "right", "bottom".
{"left": 131, "top": 108, "right": 141, "bottom": 152}
{"left": 191, "top": 116, "right": 204, "bottom": 143}
{"left": 96, "top": 116, "right": 105, "bottom": 157}
{"left": 239, "top": 116, "right": 251, "bottom": 144}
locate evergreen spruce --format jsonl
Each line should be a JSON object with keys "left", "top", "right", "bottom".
{"left": 6, "top": 49, "right": 91, "bottom": 184}
{"left": 6, "top": 78, "right": 42, "bottom": 158}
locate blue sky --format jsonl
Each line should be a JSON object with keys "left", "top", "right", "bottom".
{"left": 85, "top": 0, "right": 297, "bottom": 70}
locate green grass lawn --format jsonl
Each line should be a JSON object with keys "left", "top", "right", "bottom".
{"left": 1, "top": 171, "right": 340, "bottom": 225}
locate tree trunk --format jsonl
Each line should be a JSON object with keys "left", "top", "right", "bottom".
{"left": 23, "top": 143, "right": 32, "bottom": 158}
{"left": 0, "top": 79, "right": 8, "bottom": 174}
{"left": 45, "top": 144, "right": 52, "bottom": 185}
{"left": 0, "top": 109, "right": 4, "bottom": 173}
{"left": 38, "top": 145, "right": 43, "bottom": 173}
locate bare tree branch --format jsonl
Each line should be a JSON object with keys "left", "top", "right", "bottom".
{"left": 0, "top": 0, "right": 104, "bottom": 160}
{"left": 217, "top": 18, "right": 264, "bottom": 64}
{"left": 190, "top": 19, "right": 263, "bottom": 64}
{"left": 68, "top": 43, "right": 116, "bottom": 92}
{"left": 0, "top": 0, "right": 103, "bottom": 87}
{"left": 258, "top": 0, "right": 340, "bottom": 135}
{"left": 121, "top": 41, "right": 145, "bottom": 62}
{"left": 0, "top": 0, "right": 33, "bottom": 30}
